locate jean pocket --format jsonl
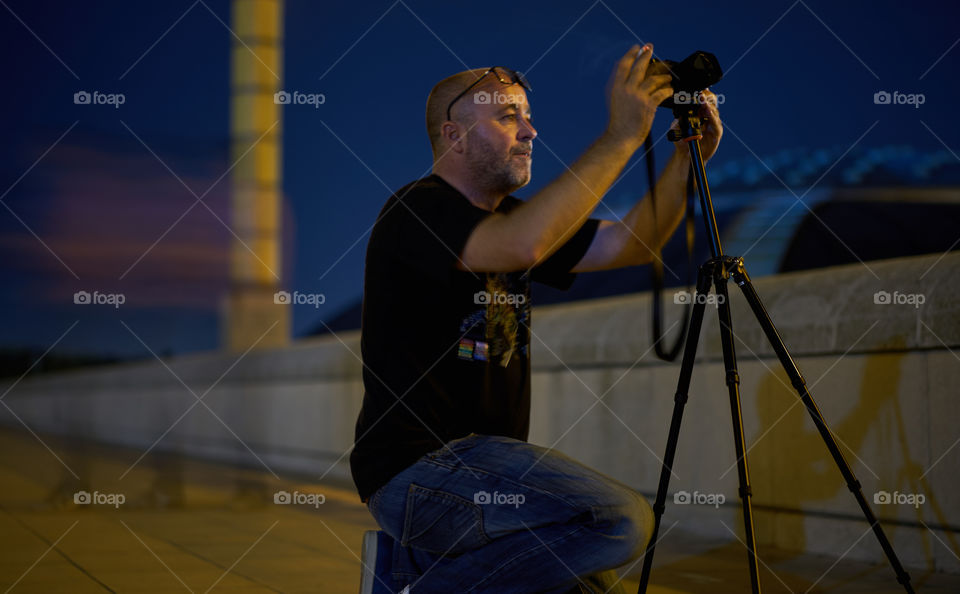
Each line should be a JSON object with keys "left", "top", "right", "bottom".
{"left": 401, "top": 483, "right": 489, "bottom": 556}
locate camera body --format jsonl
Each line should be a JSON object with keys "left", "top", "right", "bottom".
{"left": 651, "top": 50, "right": 723, "bottom": 110}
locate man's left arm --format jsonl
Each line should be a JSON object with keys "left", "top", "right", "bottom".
{"left": 571, "top": 90, "right": 722, "bottom": 272}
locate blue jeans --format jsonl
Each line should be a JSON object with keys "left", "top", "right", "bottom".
{"left": 366, "top": 433, "right": 654, "bottom": 593}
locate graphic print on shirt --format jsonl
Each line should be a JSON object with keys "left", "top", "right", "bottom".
{"left": 457, "top": 272, "right": 530, "bottom": 367}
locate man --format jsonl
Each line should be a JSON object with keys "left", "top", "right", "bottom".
{"left": 351, "top": 43, "right": 722, "bottom": 593}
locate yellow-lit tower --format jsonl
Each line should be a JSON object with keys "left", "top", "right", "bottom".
{"left": 223, "top": 0, "right": 289, "bottom": 351}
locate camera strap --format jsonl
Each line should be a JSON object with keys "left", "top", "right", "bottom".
{"left": 645, "top": 134, "right": 695, "bottom": 361}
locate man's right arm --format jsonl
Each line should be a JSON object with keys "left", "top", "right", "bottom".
{"left": 458, "top": 44, "right": 674, "bottom": 273}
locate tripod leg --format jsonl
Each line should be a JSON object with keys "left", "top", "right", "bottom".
{"left": 638, "top": 264, "right": 714, "bottom": 593}
{"left": 730, "top": 261, "right": 914, "bottom": 593}
{"left": 714, "top": 264, "right": 763, "bottom": 593}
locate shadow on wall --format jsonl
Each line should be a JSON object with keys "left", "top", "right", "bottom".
{"left": 748, "top": 338, "right": 959, "bottom": 571}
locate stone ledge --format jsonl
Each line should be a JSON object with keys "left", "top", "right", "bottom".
{"left": 531, "top": 252, "right": 960, "bottom": 368}
{"left": 4, "top": 253, "right": 956, "bottom": 395}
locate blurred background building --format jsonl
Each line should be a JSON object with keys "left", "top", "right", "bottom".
{"left": 1, "top": 0, "right": 958, "bottom": 366}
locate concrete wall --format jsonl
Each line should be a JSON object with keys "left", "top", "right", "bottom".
{"left": 3, "top": 252, "right": 958, "bottom": 573}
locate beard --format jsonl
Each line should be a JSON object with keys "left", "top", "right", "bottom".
{"left": 463, "top": 132, "right": 531, "bottom": 196}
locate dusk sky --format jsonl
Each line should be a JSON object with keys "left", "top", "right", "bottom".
{"left": 1, "top": 0, "right": 957, "bottom": 359}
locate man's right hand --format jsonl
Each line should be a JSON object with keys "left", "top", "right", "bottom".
{"left": 606, "top": 44, "right": 673, "bottom": 150}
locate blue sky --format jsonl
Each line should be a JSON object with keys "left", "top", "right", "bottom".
{"left": 0, "top": 0, "right": 957, "bottom": 358}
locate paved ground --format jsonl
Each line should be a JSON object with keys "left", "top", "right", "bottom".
{"left": 0, "top": 427, "right": 956, "bottom": 593}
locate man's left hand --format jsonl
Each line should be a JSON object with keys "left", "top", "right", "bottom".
{"left": 671, "top": 88, "right": 723, "bottom": 162}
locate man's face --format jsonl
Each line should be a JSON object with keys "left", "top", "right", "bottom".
{"left": 460, "top": 79, "right": 537, "bottom": 196}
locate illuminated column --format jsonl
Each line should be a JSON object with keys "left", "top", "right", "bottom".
{"left": 223, "top": 0, "right": 289, "bottom": 351}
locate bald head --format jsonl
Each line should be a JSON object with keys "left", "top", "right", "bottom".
{"left": 425, "top": 68, "right": 536, "bottom": 204}
{"left": 425, "top": 68, "right": 489, "bottom": 159}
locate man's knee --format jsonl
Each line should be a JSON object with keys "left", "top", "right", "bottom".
{"left": 631, "top": 493, "right": 655, "bottom": 556}
{"left": 595, "top": 490, "right": 654, "bottom": 565}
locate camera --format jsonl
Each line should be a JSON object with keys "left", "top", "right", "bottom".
{"left": 650, "top": 50, "right": 723, "bottom": 111}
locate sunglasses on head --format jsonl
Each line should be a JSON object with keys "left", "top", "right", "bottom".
{"left": 446, "top": 67, "right": 532, "bottom": 121}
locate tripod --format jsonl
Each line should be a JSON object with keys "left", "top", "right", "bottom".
{"left": 635, "top": 108, "right": 915, "bottom": 593}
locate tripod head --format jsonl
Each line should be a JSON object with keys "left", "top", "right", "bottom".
{"left": 667, "top": 104, "right": 705, "bottom": 143}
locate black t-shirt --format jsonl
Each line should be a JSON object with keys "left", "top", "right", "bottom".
{"left": 349, "top": 174, "right": 600, "bottom": 502}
